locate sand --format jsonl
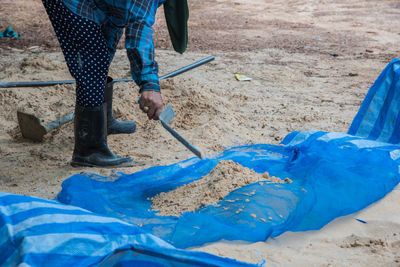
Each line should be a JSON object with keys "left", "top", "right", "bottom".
{"left": 151, "top": 160, "right": 290, "bottom": 216}
{"left": 1, "top": 0, "right": 400, "bottom": 266}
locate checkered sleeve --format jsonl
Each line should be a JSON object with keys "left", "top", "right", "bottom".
{"left": 125, "top": 20, "right": 160, "bottom": 93}
{"left": 63, "top": 0, "right": 161, "bottom": 92}
{"left": 62, "top": 0, "right": 106, "bottom": 24}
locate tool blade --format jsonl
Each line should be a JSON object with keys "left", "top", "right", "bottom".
{"left": 159, "top": 104, "right": 175, "bottom": 124}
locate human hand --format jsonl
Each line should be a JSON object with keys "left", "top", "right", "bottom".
{"left": 139, "top": 91, "right": 163, "bottom": 120}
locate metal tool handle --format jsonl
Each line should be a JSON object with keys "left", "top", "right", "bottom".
{"left": 0, "top": 56, "right": 215, "bottom": 88}
{"left": 158, "top": 56, "right": 215, "bottom": 80}
{"left": 160, "top": 121, "right": 202, "bottom": 159}
{"left": 44, "top": 113, "right": 74, "bottom": 132}
{"left": 0, "top": 80, "right": 76, "bottom": 88}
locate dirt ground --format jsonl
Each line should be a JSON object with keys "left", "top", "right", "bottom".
{"left": 1, "top": 0, "right": 400, "bottom": 266}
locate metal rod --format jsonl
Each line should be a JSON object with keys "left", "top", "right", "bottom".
{"left": 158, "top": 56, "right": 214, "bottom": 80}
{"left": 44, "top": 113, "right": 75, "bottom": 132}
{"left": 0, "top": 80, "right": 75, "bottom": 88}
{"left": 161, "top": 121, "right": 202, "bottom": 159}
{"left": 0, "top": 56, "right": 215, "bottom": 88}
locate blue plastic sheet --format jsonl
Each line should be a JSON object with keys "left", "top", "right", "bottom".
{"left": 58, "top": 131, "right": 400, "bottom": 248}
{"left": 0, "top": 192, "right": 254, "bottom": 266}
{"left": 349, "top": 58, "right": 400, "bottom": 143}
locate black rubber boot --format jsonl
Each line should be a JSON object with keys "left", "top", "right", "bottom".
{"left": 71, "top": 103, "right": 134, "bottom": 168}
{"left": 105, "top": 77, "right": 136, "bottom": 135}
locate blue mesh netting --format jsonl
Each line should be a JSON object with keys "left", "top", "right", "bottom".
{"left": 58, "top": 131, "right": 400, "bottom": 248}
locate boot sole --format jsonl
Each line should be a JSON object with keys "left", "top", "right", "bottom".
{"left": 107, "top": 122, "right": 136, "bottom": 135}
{"left": 107, "top": 129, "right": 136, "bottom": 135}
{"left": 71, "top": 160, "right": 134, "bottom": 168}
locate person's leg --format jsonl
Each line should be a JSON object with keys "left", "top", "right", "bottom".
{"left": 42, "top": 0, "right": 133, "bottom": 167}
{"left": 42, "top": 0, "right": 106, "bottom": 106}
{"left": 101, "top": 22, "right": 137, "bottom": 135}
{"left": 104, "top": 77, "right": 137, "bottom": 135}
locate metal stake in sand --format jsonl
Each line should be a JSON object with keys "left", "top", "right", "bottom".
{"left": 15, "top": 56, "right": 215, "bottom": 142}
{"left": 159, "top": 104, "right": 202, "bottom": 159}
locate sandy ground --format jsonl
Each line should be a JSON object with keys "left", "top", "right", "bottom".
{"left": 1, "top": 0, "right": 400, "bottom": 266}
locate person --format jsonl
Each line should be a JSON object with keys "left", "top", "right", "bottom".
{"left": 41, "top": 0, "right": 188, "bottom": 167}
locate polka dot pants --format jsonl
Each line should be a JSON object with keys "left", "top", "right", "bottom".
{"left": 42, "top": 0, "right": 110, "bottom": 107}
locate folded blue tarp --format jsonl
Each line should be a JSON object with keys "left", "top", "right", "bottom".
{"left": 349, "top": 58, "right": 400, "bottom": 143}
{"left": 0, "top": 192, "right": 255, "bottom": 266}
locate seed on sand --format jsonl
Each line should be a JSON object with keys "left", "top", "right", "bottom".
{"left": 235, "top": 208, "right": 243, "bottom": 214}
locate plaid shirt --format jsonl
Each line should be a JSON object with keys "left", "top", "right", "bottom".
{"left": 63, "top": 0, "right": 166, "bottom": 92}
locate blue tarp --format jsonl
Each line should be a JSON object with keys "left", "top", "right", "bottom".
{"left": 58, "top": 132, "right": 400, "bottom": 248}
{"left": 0, "top": 192, "right": 255, "bottom": 266}
{"left": 1, "top": 58, "right": 400, "bottom": 265}
{"left": 348, "top": 58, "right": 400, "bottom": 143}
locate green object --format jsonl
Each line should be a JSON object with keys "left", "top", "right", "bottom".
{"left": 0, "top": 27, "right": 21, "bottom": 38}
{"left": 163, "top": 0, "right": 188, "bottom": 54}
